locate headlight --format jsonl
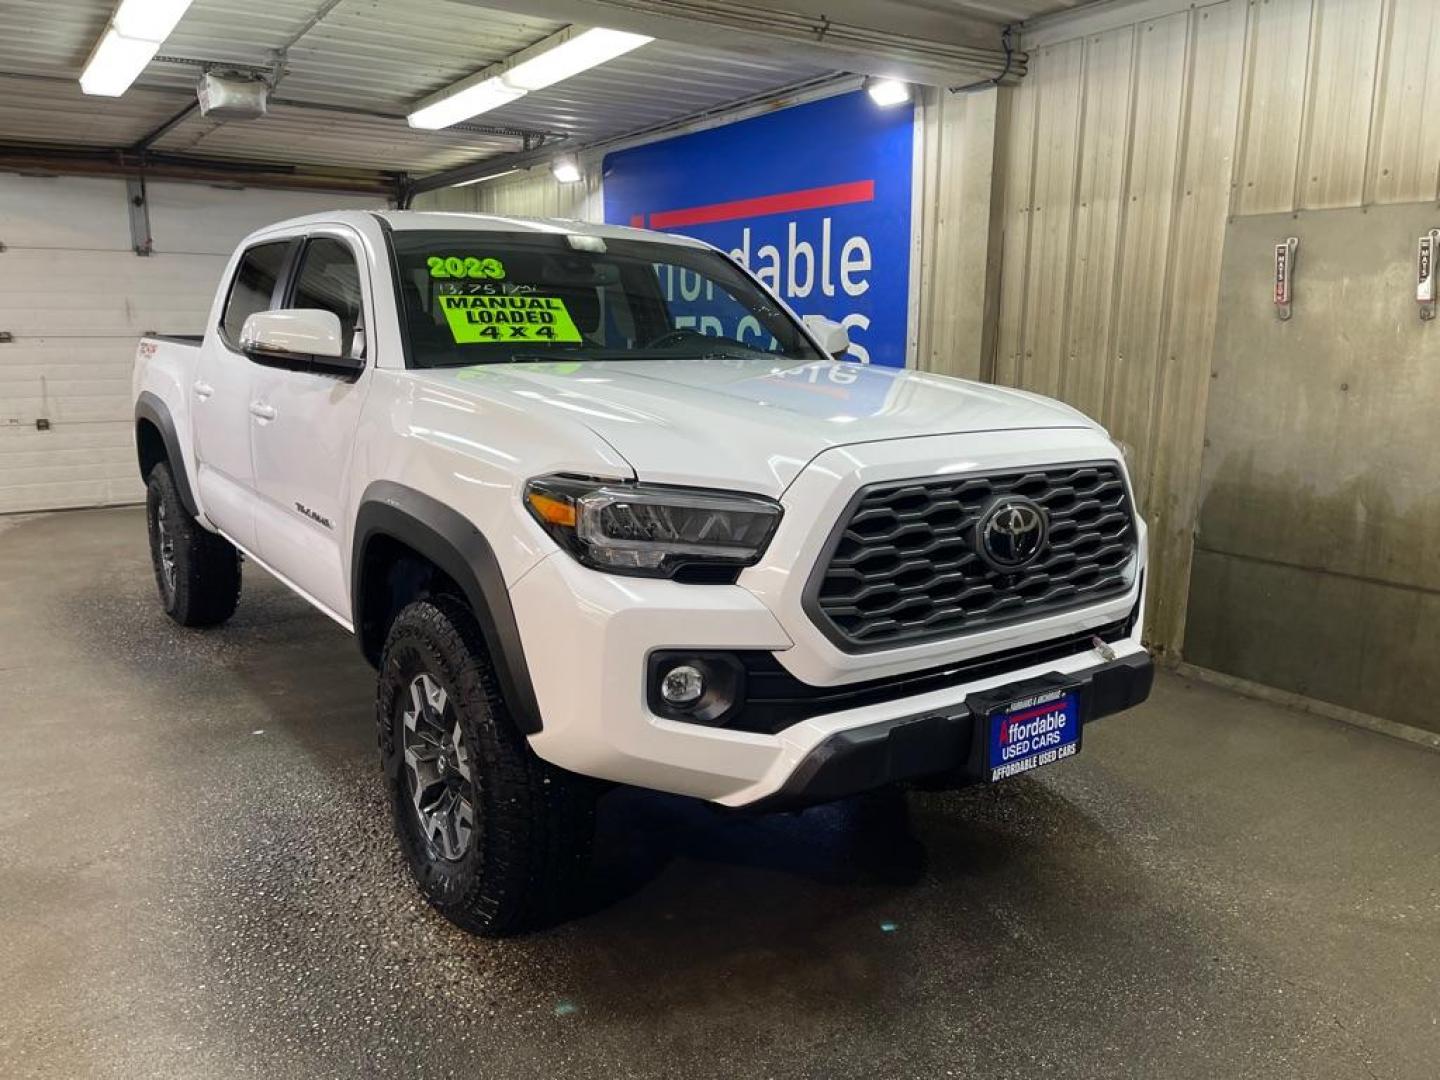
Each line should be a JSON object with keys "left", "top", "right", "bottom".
{"left": 523, "top": 476, "right": 782, "bottom": 579}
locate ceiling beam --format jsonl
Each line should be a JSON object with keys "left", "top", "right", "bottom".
{"left": 129, "top": 100, "right": 200, "bottom": 153}
{"left": 455, "top": 0, "right": 1026, "bottom": 86}
{"left": 0, "top": 143, "right": 398, "bottom": 196}
{"left": 0, "top": 68, "right": 562, "bottom": 145}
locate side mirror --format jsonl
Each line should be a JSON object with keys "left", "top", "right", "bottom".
{"left": 240, "top": 309, "right": 361, "bottom": 376}
{"left": 802, "top": 314, "right": 851, "bottom": 358}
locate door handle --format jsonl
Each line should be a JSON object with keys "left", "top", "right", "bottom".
{"left": 248, "top": 401, "right": 277, "bottom": 422}
{"left": 194, "top": 381, "right": 214, "bottom": 400}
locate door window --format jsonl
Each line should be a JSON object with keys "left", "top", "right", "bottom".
{"left": 221, "top": 241, "right": 292, "bottom": 346}
{"left": 290, "top": 238, "right": 364, "bottom": 357}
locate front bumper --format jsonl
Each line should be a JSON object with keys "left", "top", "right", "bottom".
{"left": 747, "top": 651, "right": 1154, "bottom": 811}
{"left": 510, "top": 548, "right": 1151, "bottom": 807}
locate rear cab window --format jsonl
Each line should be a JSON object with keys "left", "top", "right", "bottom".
{"left": 220, "top": 240, "right": 293, "bottom": 348}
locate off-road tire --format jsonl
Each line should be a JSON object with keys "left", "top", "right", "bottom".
{"left": 145, "top": 462, "right": 241, "bottom": 627}
{"left": 377, "top": 595, "right": 596, "bottom": 936}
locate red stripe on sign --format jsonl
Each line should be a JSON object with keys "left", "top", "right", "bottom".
{"left": 629, "top": 213, "right": 645, "bottom": 228}
{"left": 647, "top": 179, "right": 875, "bottom": 229}
{"left": 1006, "top": 700, "right": 1070, "bottom": 724}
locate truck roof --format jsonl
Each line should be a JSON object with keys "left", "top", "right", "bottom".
{"left": 248, "top": 209, "right": 710, "bottom": 249}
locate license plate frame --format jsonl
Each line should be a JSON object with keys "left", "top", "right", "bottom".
{"left": 986, "top": 685, "right": 1083, "bottom": 783}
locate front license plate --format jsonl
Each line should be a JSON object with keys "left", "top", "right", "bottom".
{"left": 988, "top": 688, "right": 1081, "bottom": 782}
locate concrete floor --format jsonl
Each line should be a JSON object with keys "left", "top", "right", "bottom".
{"left": 1, "top": 507, "right": 1437, "bottom": 1080}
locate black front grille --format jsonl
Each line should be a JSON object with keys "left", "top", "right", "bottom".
{"left": 806, "top": 462, "right": 1137, "bottom": 651}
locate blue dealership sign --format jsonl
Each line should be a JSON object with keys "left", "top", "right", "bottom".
{"left": 602, "top": 90, "right": 914, "bottom": 367}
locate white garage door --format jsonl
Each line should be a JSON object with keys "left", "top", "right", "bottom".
{"left": 0, "top": 175, "right": 382, "bottom": 514}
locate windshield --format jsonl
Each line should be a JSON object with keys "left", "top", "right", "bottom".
{"left": 389, "top": 229, "right": 825, "bottom": 368}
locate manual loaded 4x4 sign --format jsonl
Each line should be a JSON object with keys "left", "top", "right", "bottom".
{"left": 439, "top": 294, "right": 582, "bottom": 343}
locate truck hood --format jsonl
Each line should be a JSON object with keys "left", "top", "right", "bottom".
{"left": 411, "top": 356, "right": 1097, "bottom": 495}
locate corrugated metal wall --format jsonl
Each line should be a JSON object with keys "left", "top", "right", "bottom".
{"left": 913, "top": 88, "right": 1003, "bottom": 380}
{"left": 986, "top": 0, "right": 1440, "bottom": 654}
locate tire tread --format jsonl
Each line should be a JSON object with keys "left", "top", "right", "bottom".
{"left": 145, "top": 462, "right": 241, "bottom": 628}
{"left": 378, "top": 595, "right": 594, "bottom": 936}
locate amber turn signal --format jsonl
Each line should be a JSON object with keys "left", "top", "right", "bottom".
{"left": 526, "top": 490, "right": 577, "bottom": 527}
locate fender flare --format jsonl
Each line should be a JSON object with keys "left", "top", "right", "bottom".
{"left": 135, "top": 391, "right": 199, "bottom": 518}
{"left": 352, "top": 481, "right": 543, "bottom": 734}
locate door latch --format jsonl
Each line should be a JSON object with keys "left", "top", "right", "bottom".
{"left": 1274, "top": 237, "right": 1298, "bottom": 320}
{"left": 1418, "top": 229, "right": 1439, "bottom": 321}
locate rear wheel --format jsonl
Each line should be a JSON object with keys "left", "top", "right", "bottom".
{"left": 144, "top": 462, "right": 241, "bottom": 627}
{"left": 377, "top": 595, "right": 595, "bottom": 936}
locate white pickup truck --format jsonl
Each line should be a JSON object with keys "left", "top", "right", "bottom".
{"left": 133, "top": 210, "right": 1152, "bottom": 934}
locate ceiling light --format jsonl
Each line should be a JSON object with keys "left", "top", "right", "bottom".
{"left": 503, "top": 28, "right": 651, "bottom": 92}
{"left": 865, "top": 78, "right": 912, "bottom": 107}
{"left": 450, "top": 168, "right": 521, "bottom": 188}
{"left": 79, "top": 29, "right": 162, "bottom": 97}
{"left": 552, "top": 158, "right": 582, "bottom": 184}
{"left": 80, "top": 0, "right": 195, "bottom": 97}
{"left": 408, "top": 76, "right": 525, "bottom": 130}
{"left": 407, "top": 26, "right": 653, "bottom": 131}
{"left": 112, "top": 0, "right": 194, "bottom": 41}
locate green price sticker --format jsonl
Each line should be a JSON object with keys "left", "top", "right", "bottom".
{"left": 440, "top": 294, "right": 583, "bottom": 344}
{"left": 427, "top": 255, "right": 506, "bottom": 280}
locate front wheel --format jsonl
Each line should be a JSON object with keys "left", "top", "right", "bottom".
{"left": 377, "top": 595, "right": 595, "bottom": 936}
{"left": 144, "top": 462, "right": 241, "bottom": 627}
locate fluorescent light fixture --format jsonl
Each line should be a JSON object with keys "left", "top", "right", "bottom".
{"left": 79, "top": 28, "right": 161, "bottom": 97}
{"left": 552, "top": 158, "right": 582, "bottom": 184}
{"left": 80, "top": 0, "right": 195, "bottom": 97}
{"left": 503, "top": 28, "right": 651, "bottom": 92}
{"left": 409, "top": 76, "right": 525, "bottom": 130}
{"left": 450, "top": 168, "right": 521, "bottom": 188}
{"left": 112, "top": 0, "right": 194, "bottom": 41}
{"left": 865, "top": 77, "right": 912, "bottom": 107}
{"left": 407, "top": 26, "right": 653, "bottom": 131}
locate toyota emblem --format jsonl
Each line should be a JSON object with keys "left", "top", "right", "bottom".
{"left": 976, "top": 497, "right": 1049, "bottom": 571}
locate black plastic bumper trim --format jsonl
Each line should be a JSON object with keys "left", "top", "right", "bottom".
{"left": 747, "top": 651, "right": 1153, "bottom": 811}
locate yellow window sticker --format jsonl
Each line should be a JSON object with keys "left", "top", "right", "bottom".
{"left": 439, "top": 294, "right": 583, "bottom": 344}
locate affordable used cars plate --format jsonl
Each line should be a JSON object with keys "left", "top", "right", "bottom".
{"left": 988, "top": 687, "right": 1081, "bottom": 782}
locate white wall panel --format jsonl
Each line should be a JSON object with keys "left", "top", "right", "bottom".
{"left": 146, "top": 184, "right": 382, "bottom": 254}
{"left": 0, "top": 176, "right": 133, "bottom": 251}
{"left": 0, "top": 175, "right": 380, "bottom": 513}
{"left": 414, "top": 166, "right": 604, "bottom": 222}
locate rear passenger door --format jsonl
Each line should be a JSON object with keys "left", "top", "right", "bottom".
{"left": 248, "top": 229, "right": 372, "bottom": 622}
{"left": 193, "top": 238, "right": 297, "bottom": 552}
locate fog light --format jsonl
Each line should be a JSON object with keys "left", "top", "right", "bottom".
{"left": 660, "top": 664, "right": 705, "bottom": 707}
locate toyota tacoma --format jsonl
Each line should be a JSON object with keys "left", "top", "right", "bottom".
{"left": 132, "top": 211, "right": 1152, "bottom": 935}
